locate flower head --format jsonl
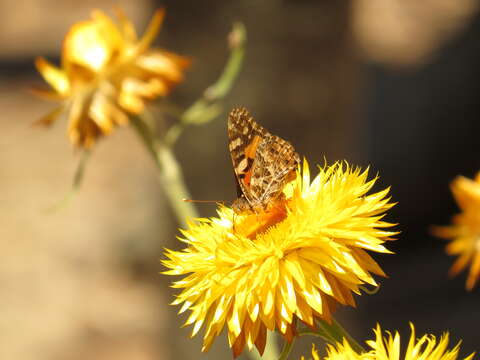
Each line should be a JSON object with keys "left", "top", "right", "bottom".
{"left": 163, "top": 160, "right": 396, "bottom": 357}
{"left": 432, "top": 172, "right": 480, "bottom": 290}
{"left": 34, "top": 8, "right": 189, "bottom": 148}
{"left": 307, "top": 323, "right": 474, "bottom": 360}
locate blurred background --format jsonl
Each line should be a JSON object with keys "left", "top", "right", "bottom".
{"left": 1, "top": 0, "right": 480, "bottom": 359}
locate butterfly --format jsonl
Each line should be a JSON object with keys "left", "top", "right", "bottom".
{"left": 227, "top": 107, "right": 300, "bottom": 214}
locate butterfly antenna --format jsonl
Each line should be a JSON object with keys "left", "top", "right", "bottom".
{"left": 182, "top": 199, "right": 226, "bottom": 206}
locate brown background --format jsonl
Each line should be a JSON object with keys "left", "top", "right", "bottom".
{"left": 1, "top": 0, "right": 479, "bottom": 359}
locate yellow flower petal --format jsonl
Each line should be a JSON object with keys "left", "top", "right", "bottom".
{"left": 33, "top": 8, "right": 188, "bottom": 148}
{"left": 35, "top": 57, "right": 70, "bottom": 95}
{"left": 33, "top": 105, "right": 64, "bottom": 126}
{"left": 114, "top": 6, "right": 138, "bottom": 43}
{"left": 432, "top": 172, "right": 480, "bottom": 290}
{"left": 163, "top": 160, "right": 397, "bottom": 357}
{"left": 63, "top": 13, "right": 121, "bottom": 72}
{"left": 137, "top": 51, "right": 190, "bottom": 81}
{"left": 89, "top": 93, "right": 129, "bottom": 133}
{"left": 137, "top": 8, "right": 165, "bottom": 54}
{"left": 317, "top": 323, "right": 474, "bottom": 360}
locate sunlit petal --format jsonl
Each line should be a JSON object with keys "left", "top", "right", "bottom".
{"left": 35, "top": 57, "right": 70, "bottom": 95}
{"left": 163, "top": 160, "right": 397, "bottom": 357}
{"left": 33, "top": 8, "right": 188, "bottom": 148}
{"left": 309, "top": 323, "right": 474, "bottom": 360}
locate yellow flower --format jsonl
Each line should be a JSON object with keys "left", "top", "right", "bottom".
{"left": 163, "top": 160, "right": 396, "bottom": 357}
{"left": 324, "top": 339, "right": 363, "bottom": 360}
{"left": 313, "top": 323, "right": 474, "bottom": 360}
{"left": 34, "top": 8, "right": 189, "bottom": 148}
{"left": 302, "top": 344, "right": 321, "bottom": 360}
{"left": 432, "top": 172, "right": 480, "bottom": 290}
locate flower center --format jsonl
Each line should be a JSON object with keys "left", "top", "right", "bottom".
{"left": 273, "top": 248, "right": 284, "bottom": 259}
{"left": 235, "top": 199, "right": 289, "bottom": 240}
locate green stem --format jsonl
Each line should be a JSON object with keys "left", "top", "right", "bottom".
{"left": 131, "top": 115, "right": 199, "bottom": 226}
{"left": 46, "top": 150, "right": 91, "bottom": 212}
{"left": 298, "top": 329, "right": 335, "bottom": 342}
{"left": 316, "top": 319, "right": 365, "bottom": 353}
{"left": 164, "top": 22, "right": 246, "bottom": 146}
{"left": 278, "top": 337, "right": 295, "bottom": 360}
{"left": 156, "top": 146, "right": 199, "bottom": 223}
{"left": 203, "top": 21, "right": 246, "bottom": 101}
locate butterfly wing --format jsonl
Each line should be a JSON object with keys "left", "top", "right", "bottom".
{"left": 228, "top": 107, "right": 300, "bottom": 212}
{"left": 228, "top": 107, "right": 268, "bottom": 204}
{"left": 249, "top": 134, "right": 300, "bottom": 205}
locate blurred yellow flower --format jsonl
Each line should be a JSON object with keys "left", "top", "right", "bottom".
{"left": 432, "top": 173, "right": 480, "bottom": 290}
{"left": 163, "top": 160, "right": 396, "bottom": 357}
{"left": 309, "top": 323, "right": 474, "bottom": 360}
{"left": 34, "top": 8, "right": 189, "bottom": 148}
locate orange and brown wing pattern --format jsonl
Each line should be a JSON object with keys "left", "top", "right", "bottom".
{"left": 227, "top": 107, "right": 300, "bottom": 213}
{"left": 228, "top": 107, "right": 266, "bottom": 202}
{"left": 249, "top": 134, "right": 300, "bottom": 205}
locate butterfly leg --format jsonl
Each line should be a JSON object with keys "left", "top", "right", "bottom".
{"left": 232, "top": 212, "right": 236, "bottom": 232}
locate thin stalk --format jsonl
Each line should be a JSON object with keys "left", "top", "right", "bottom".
{"left": 316, "top": 319, "right": 365, "bottom": 353}
{"left": 331, "top": 319, "right": 364, "bottom": 353}
{"left": 278, "top": 337, "right": 296, "bottom": 360}
{"left": 46, "top": 149, "right": 91, "bottom": 212}
{"left": 164, "top": 22, "right": 246, "bottom": 146}
{"left": 131, "top": 115, "right": 198, "bottom": 226}
{"left": 203, "top": 21, "right": 246, "bottom": 100}
{"left": 155, "top": 145, "right": 199, "bottom": 223}
{"left": 298, "top": 328, "right": 335, "bottom": 343}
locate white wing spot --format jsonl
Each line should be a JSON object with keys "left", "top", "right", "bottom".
{"left": 229, "top": 137, "right": 242, "bottom": 151}
{"left": 238, "top": 158, "right": 249, "bottom": 172}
